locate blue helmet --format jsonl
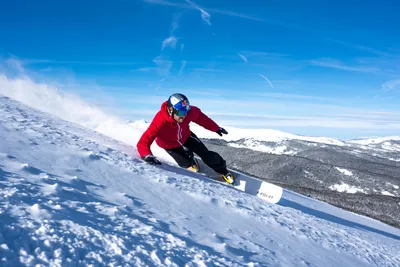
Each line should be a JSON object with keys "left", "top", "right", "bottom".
{"left": 167, "top": 93, "right": 191, "bottom": 117}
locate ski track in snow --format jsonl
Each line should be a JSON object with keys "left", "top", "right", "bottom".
{"left": 1, "top": 96, "right": 400, "bottom": 267}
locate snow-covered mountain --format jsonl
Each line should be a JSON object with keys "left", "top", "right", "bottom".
{"left": 347, "top": 136, "right": 400, "bottom": 146}
{"left": 197, "top": 134, "right": 400, "bottom": 196}
{"left": 188, "top": 124, "right": 400, "bottom": 156}
{"left": 1, "top": 96, "right": 400, "bottom": 266}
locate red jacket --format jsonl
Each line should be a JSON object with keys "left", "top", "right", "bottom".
{"left": 137, "top": 101, "right": 220, "bottom": 158}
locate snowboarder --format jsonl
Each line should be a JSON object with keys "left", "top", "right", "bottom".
{"left": 136, "top": 93, "right": 235, "bottom": 184}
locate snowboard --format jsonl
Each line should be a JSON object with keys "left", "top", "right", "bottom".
{"left": 195, "top": 160, "right": 283, "bottom": 204}
{"left": 149, "top": 158, "right": 283, "bottom": 204}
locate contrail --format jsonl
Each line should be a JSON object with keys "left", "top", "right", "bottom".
{"left": 185, "top": 0, "right": 211, "bottom": 26}
{"left": 237, "top": 53, "right": 248, "bottom": 62}
{"left": 259, "top": 74, "right": 274, "bottom": 88}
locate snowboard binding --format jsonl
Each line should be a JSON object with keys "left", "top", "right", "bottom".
{"left": 187, "top": 158, "right": 200, "bottom": 173}
{"left": 221, "top": 172, "right": 235, "bottom": 185}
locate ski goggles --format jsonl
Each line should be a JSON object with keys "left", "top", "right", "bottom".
{"left": 174, "top": 108, "right": 189, "bottom": 117}
{"left": 173, "top": 100, "right": 190, "bottom": 117}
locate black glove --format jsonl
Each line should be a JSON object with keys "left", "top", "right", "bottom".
{"left": 143, "top": 155, "right": 161, "bottom": 165}
{"left": 216, "top": 127, "right": 228, "bottom": 136}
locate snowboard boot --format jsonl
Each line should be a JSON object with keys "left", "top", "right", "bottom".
{"left": 187, "top": 158, "right": 200, "bottom": 173}
{"left": 221, "top": 171, "right": 235, "bottom": 185}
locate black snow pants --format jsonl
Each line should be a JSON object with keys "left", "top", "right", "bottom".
{"left": 165, "top": 132, "right": 227, "bottom": 175}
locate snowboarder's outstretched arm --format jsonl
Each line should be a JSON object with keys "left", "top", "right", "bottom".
{"left": 191, "top": 106, "right": 227, "bottom": 136}
{"left": 191, "top": 106, "right": 219, "bottom": 132}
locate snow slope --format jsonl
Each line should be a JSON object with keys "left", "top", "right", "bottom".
{"left": 1, "top": 97, "right": 400, "bottom": 266}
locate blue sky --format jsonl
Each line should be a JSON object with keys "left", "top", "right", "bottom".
{"left": 1, "top": 0, "right": 400, "bottom": 139}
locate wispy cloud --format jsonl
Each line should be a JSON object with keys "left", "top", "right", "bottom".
{"left": 206, "top": 8, "right": 261, "bottom": 21}
{"left": 259, "top": 74, "right": 274, "bottom": 88}
{"left": 309, "top": 58, "right": 382, "bottom": 74}
{"left": 241, "top": 51, "right": 290, "bottom": 58}
{"left": 382, "top": 79, "right": 400, "bottom": 91}
{"left": 153, "top": 56, "right": 172, "bottom": 76}
{"left": 24, "top": 59, "right": 140, "bottom": 66}
{"left": 139, "top": 14, "right": 183, "bottom": 78}
{"left": 190, "top": 68, "right": 226, "bottom": 73}
{"left": 161, "top": 36, "right": 178, "bottom": 50}
{"left": 179, "top": 60, "right": 187, "bottom": 76}
{"left": 237, "top": 53, "right": 248, "bottom": 63}
{"left": 134, "top": 57, "right": 172, "bottom": 76}
{"left": 327, "top": 39, "right": 392, "bottom": 57}
{"left": 142, "top": 0, "right": 261, "bottom": 21}
{"left": 143, "top": 1, "right": 397, "bottom": 62}
{"left": 142, "top": 0, "right": 312, "bottom": 32}
{"left": 161, "top": 14, "right": 180, "bottom": 50}
{"left": 248, "top": 92, "right": 333, "bottom": 101}
{"left": 191, "top": 96, "right": 400, "bottom": 115}
{"left": 135, "top": 67, "right": 156, "bottom": 72}
{"left": 185, "top": 0, "right": 211, "bottom": 26}
{"left": 218, "top": 51, "right": 290, "bottom": 64}
{"left": 170, "top": 13, "right": 180, "bottom": 34}
{"left": 142, "top": 0, "right": 186, "bottom": 8}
